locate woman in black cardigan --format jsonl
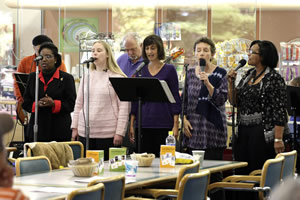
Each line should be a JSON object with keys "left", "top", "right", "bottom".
{"left": 22, "top": 42, "right": 76, "bottom": 142}
{"left": 227, "top": 40, "right": 287, "bottom": 175}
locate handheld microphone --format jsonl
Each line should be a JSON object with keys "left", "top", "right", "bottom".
{"left": 34, "top": 55, "right": 43, "bottom": 62}
{"left": 83, "top": 57, "right": 96, "bottom": 63}
{"left": 132, "top": 61, "right": 148, "bottom": 77}
{"left": 199, "top": 58, "right": 206, "bottom": 72}
{"left": 234, "top": 59, "right": 247, "bottom": 71}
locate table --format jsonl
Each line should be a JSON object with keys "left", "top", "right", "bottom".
{"left": 14, "top": 159, "right": 247, "bottom": 199}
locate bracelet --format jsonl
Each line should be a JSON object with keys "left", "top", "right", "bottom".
{"left": 274, "top": 138, "right": 283, "bottom": 142}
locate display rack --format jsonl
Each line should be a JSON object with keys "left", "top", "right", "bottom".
{"left": 279, "top": 38, "right": 300, "bottom": 83}
{"left": 78, "top": 32, "right": 115, "bottom": 78}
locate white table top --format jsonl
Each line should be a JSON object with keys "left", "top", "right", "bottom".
{"left": 14, "top": 159, "right": 247, "bottom": 199}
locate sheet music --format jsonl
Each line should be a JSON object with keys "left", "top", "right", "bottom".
{"left": 160, "top": 80, "right": 176, "bottom": 103}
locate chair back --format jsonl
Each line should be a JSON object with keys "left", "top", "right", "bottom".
{"left": 276, "top": 150, "right": 297, "bottom": 180}
{"left": 24, "top": 141, "right": 84, "bottom": 159}
{"left": 15, "top": 156, "right": 52, "bottom": 176}
{"left": 67, "top": 183, "right": 105, "bottom": 200}
{"left": 62, "top": 141, "right": 84, "bottom": 159}
{"left": 175, "top": 161, "right": 200, "bottom": 189}
{"left": 259, "top": 156, "right": 284, "bottom": 199}
{"left": 177, "top": 170, "right": 210, "bottom": 200}
{"left": 88, "top": 175, "right": 125, "bottom": 200}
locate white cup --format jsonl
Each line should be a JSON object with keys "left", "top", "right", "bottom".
{"left": 192, "top": 150, "right": 205, "bottom": 164}
{"left": 125, "top": 160, "right": 138, "bottom": 179}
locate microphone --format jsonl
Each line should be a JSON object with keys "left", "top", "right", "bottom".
{"left": 34, "top": 55, "right": 43, "bottom": 62}
{"left": 83, "top": 57, "right": 96, "bottom": 63}
{"left": 131, "top": 61, "right": 148, "bottom": 77}
{"left": 234, "top": 59, "right": 247, "bottom": 71}
{"left": 199, "top": 58, "right": 206, "bottom": 72}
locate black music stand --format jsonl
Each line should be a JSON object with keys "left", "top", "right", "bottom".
{"left": 109, "top": 77, "right": 175, "bottom": 153}
{"left": 287, "top": 86, "right": 300, "bottom": 148}
{"left": 13, "top": 72, "right": 29, "bottom": 97}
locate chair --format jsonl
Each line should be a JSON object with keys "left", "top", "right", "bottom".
{"left": 276, "top": 150, "right": 297, "bottom": 180}
{"left": 62, "top": 141, "right": 84, "bottom": 160}
{"left": 15, "top": 156, "right": 52, "bottom": 176}
{"left": 66, "top": 183, "right": 105, "bottom": 200}
{"left": 24, "top": 141, "right": 84, "bottom": 160}
{"left": 126, "top": 161, "right": 200, "bottom": 199}
{"left": 88, "top": 175, "right": 125, "bottom": 200}
{"left": 208, "top": 156, "right": 285, "bottom": 200}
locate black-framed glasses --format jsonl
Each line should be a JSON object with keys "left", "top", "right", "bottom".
{"left": 248, "top": 49, "right": 260, "bottom": 55}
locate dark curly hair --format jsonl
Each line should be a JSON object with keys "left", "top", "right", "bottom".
{"left": 250, "top": 40, "right": 278, "bottom": 69}
{"left": 38, "top": 42, "right": 62, "bottom": 68}
{"left": 32, "top": 35, "right": 53, "bottom": 46}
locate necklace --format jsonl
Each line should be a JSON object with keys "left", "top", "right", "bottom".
{"left": 252, "top": 67, "right": 266, "bottom": 84}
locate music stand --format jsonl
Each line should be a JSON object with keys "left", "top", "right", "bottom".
{"left": 287, "top": 86, "right": 300, "bottom": 148}
{"left": 109, "top": 77, "right": 175, "bottom": 153}
{"left": 13, "top": 72, "right": 29, "bottom": 97}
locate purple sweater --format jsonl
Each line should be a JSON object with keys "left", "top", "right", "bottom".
{"left": 131, "top": 63, "right": 181, "bottom": 129}
{"left": 117, "top": 54, "right": 144, "bottom": 77}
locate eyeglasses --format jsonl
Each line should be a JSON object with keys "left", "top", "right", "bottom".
{"left": 41, "top": 55, "right": 54, "bottom": 60}
{"left": 248, "top": 49, "right": 260, "bottom": 55}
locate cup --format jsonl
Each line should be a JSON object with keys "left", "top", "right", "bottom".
{"left": 192, "top": 150, "right": 205, "bottom": 164}
{"left": 125, "top": 160, "right": 139, "bottom": 179}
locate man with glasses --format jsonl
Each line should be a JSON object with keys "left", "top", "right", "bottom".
{"left": 117, "top": 33, "right": 143, "bottom": 77}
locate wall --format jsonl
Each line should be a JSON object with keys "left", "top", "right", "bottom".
{"left": 44, "top": 9, "right": 111, "bottom": 69}
{"left": 260, "top": 10, "right": 300, "bottom": 49}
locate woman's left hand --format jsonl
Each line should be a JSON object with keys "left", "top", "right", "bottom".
{"left": 39, "top": 94, "right": 54, "bottom": 107}
{"left": 113, "top": 134, "right": 123, "bottom": 146}
{"left": 274, "top": 141, "right": 285, "bottom": 154}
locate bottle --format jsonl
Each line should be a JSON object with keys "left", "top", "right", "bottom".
{"left": 166, "top": 131, "right": 176, "bottom": 146}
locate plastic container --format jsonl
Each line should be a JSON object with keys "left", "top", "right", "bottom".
{"left": 166, "top": 131, "right": 176, "bottom": 146}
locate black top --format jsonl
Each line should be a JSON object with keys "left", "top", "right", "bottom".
{"left": 22, "top": 70, "right": 76, "bottom": 141}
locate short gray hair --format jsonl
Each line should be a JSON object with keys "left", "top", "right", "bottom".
{"left": 122, "top": 32, "right": 142, "bottom": 47}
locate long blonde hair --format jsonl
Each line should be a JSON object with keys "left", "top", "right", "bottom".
{"left": 90, "top": 40, "right": 127, "bottom": 77}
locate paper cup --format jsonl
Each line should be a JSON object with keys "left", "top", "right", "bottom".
{"left": 192, "top": 150, "right": 205, "bottom": 164}
{"left": 125, "top": 160, "right": 138, "bottom": 179}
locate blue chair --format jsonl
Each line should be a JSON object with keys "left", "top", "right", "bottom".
{"left": 208, "top": 156, "right": 285, "bottom": 200}
{"left": 126, "top": 161, "right": 200, "bottom": 199}
{"left": 88, "top": 175, "right": 125, "bottom": 200}
{"left": 177, "top": 170, "right": 210, "bottom": 200}
{"left": 276, "top": 150, "right": 297, "bottom": 180}
{"left": 62, "top": 141, "right": 84, "bottom": 160}
{"left": 15, "top": 156, "right": 52, "bottom": 176}
{"left": 66, "top": 183, "right": 105, "bottom": 200}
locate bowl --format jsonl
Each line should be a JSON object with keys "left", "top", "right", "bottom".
{"left": 68, "top": 163, "right": 98, "bottom": 177}
{"left": 131, "top": 153, "right": 155, "bottom": 167}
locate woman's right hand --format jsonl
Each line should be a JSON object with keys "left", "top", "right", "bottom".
{"left": 72, "top": 128, "right": 78, "bottom": 141}
{"left": 227, "top": 69, "right": 237, "bottom": 84}
{"left": 129, "top": 125, "right": 135, "bottom": 144}
{"left": 183, "top": 117, "right": 193, "bottom": 138}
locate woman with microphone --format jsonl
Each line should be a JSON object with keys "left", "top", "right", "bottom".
{"left": 71, "top": 41, "right": 129, "bottom": 160}
{"left": 227, "top": 40, "right": 287, "bottom": 176}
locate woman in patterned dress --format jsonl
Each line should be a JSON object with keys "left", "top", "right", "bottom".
{"left": 183, "top": 38, "right": 228, "bottom": 200}
{"left": 183, "top": 37, "right": 228, "bottom": 160}
{"left": 227, "top": 40, "right": 287, "bottom": 175}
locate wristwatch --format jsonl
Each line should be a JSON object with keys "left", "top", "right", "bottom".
{"left": 274, "top": 138, "right": 283, "bottom": 142}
